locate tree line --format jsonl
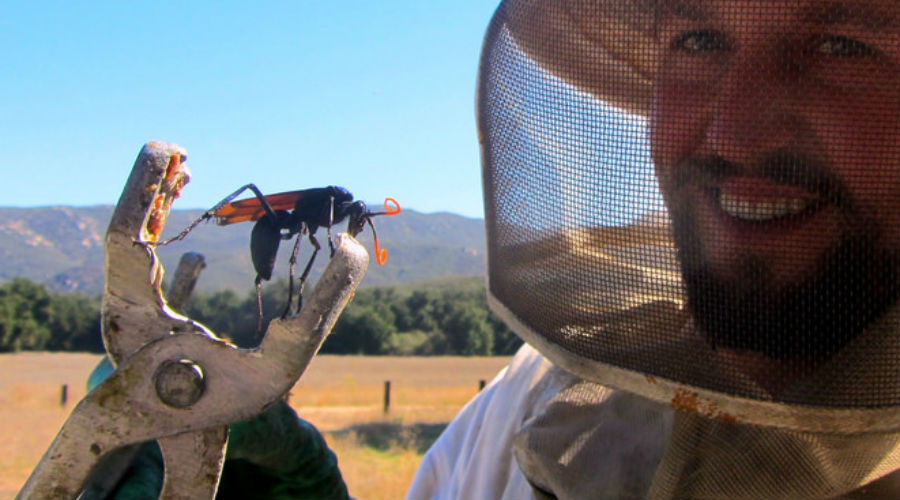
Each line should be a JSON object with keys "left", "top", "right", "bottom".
{"left": 0, "top": 277, "right": 521, "bottom": 356}
{"left": 0, "top": 278, "right": 104, "bottom": 352}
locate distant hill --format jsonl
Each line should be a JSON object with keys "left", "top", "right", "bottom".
{"left": 0, "top": 206, "right": 486, "bottom": 295}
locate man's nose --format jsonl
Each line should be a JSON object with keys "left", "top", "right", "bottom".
{"left": 706, "top": 49, "right": 802, "bottom": 164}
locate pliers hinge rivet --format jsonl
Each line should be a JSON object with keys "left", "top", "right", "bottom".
{"left": 154, "top": 359, "right": 206, "bottom": 408}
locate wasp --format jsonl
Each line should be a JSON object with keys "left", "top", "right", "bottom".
{"left": 158, "top": 184, "right": 401, "bottom": 332}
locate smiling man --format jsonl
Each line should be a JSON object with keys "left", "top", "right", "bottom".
{"left": 653, "top": 0, "right": 900, "bottom": 384}
{"left": 408, "top": 0, "right": 899, "bottom": 498}
{"left": 650, "top": 1, "right": 900, "bottom": 357}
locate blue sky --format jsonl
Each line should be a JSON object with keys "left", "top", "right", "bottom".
{"left": 0, "top": 1, "right": 497, "bottom": 218}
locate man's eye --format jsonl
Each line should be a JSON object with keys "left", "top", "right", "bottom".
{"left": 672, "top": 30, "right": 728, "bottom": 53}
{"left": 816, "top": 35, "right": 876, "bottom": 57}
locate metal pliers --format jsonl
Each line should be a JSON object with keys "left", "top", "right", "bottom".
{"left": 17, "top": 142, "right": 369, "bottom": 500}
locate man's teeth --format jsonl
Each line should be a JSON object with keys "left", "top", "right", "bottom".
{"left": 718, "top": 192, "right": 815, "bottom": 221}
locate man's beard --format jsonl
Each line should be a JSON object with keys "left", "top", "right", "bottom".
{"left": 677, "top": 230, "right": 900, "bottom": 359}
{"left": 668, "top": 154, "right": 900, "bottom": 359}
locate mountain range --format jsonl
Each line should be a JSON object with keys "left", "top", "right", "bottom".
{"left": 0, "top": 206, "right": 487, "bottom": 296}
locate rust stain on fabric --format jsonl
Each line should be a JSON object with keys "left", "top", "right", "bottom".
{"left": 671, "top": 388, "right": 738, "bottom": 423}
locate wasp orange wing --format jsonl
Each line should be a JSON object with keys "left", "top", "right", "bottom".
{"left": 215, "top": 191, "right": 308, "bottom": 225}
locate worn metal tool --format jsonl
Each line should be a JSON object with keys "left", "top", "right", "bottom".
{"left": 17, "top": 142, "right": 369, "bottom": 500}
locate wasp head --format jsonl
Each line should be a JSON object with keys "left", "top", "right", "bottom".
{"left": 346, "top": 201, "right": 369, "bottom": 237}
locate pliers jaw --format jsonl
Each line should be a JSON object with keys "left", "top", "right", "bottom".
{"left": 102, "top": 142, "right": 211, "bottom": 367}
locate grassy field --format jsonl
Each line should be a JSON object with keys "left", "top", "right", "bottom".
{"left": 0, "top": 352, "right": 511, "bottom": 500}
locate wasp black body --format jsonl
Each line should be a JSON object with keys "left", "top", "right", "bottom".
{"left": 159, "top": 184, "right": 400, "bottom": 332}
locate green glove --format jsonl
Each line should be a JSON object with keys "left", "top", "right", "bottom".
{"left": 87, "top": 357, "right": 350, "bottom": 500}
{"left": 217, "top": 401, "right": 349, "bottom": 500}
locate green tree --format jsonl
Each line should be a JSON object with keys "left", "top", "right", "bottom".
{"left": 489, "top": 314, "right": 522, "bottom": 355}
{"left": 324, "top": 305, "right": 397, "bottom": 354}
{"left": 406, "top": 290, "right": 440, "bottom": 333}
{"left": 0, "top": 279, "right": 53, "bottom": 351}
{"left": 440, "top": 302, "right": 493, "bottom": 355}
{"left": 46, "top": 293, "right": 103, "bottom": 352}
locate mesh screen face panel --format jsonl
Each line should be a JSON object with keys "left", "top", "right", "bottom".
{"left": 479, "top": 0, "right": 899, "bottom": 430}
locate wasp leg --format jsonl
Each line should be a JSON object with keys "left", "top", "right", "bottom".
{"left": 254, "top": 275, "right": 265, "bottom": 338}
{"left": 157, "top": 183, "right": 277, "bottom": 246}
{"left": 327, "top": 195, "right": 337, "bottom": 258}
{"left": 282, "top": 229, "right": 305, "bottom": 319}
{"left": 295, "top": 232, "right": 322, "bottom": 312}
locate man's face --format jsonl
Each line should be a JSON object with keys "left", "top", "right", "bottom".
{"left": 651, "top": 0, "right": 899, "bottom": 357}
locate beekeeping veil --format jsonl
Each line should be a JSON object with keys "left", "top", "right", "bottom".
{"left": 479, "top": 0, "right": 899, "bottom": 497}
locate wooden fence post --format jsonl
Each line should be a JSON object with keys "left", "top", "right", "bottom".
{"left": 60, "top": 384, "right": 68, "bottom": 406}
{"left": 479, "top": 379, "right": 486, "bottom": 391}
{"left": 383, "top": 380, "right": 391, "bottom": 414}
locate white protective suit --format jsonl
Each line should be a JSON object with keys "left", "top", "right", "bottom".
{"left": 407, "top": 336, "right": 899, "bottom": 499}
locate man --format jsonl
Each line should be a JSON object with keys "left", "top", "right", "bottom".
{"left": 408, "top": 0, "right": 899, "bottom": 498}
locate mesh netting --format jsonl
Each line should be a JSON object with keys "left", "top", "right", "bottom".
{"left": 479, "top": 0, "right": 899, "bottom": 427}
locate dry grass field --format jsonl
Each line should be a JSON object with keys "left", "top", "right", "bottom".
{"left": 0, "top": 352, "right": 511, "bottom": 500}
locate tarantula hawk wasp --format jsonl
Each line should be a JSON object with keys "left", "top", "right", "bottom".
{"left": 155, "top": 184, "right": 401, "bottom": 333}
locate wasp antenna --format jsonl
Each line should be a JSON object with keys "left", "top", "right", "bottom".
{"left": 366, "top": 217, "right": 389, "bottom": 265}
{"left": 383, "top": 197, "right": 401, "bottom": 215}
{"left": 367, "top": 197, "right": 403, "bottom": 217}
